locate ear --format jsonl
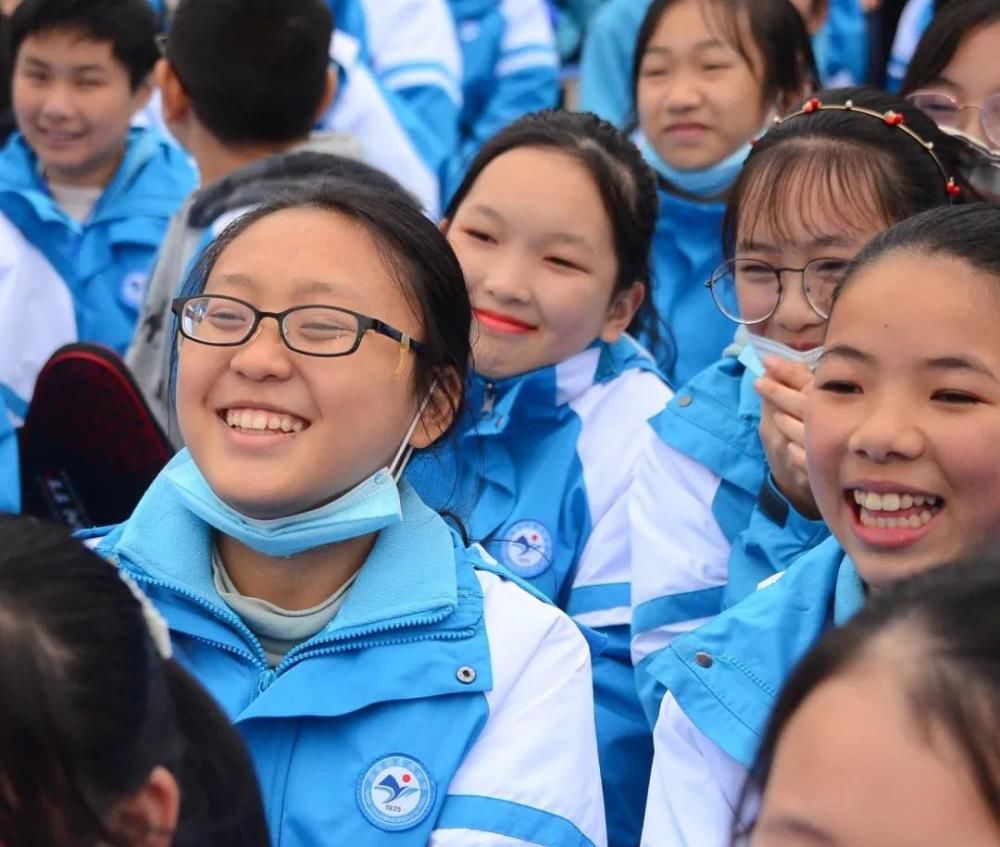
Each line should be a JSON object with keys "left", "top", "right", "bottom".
{"left": 107, "top": 766, "right": 180, "bottom": 847}
{"left": 313, "top": 66, "right": 338, "bottom": 124}
{"left": 155, "top": 59, "right": 190, "bottom": 127}
{"left": 439, "top": 217, "right": 450, "bottom": 235}
{"left": 409, "top": 368, "right": 462, "bottom": 450}
{"left": 599, "top": 282, "right": 645, "bottom": 343}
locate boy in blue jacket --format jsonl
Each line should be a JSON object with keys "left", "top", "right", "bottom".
{"left": 0, "top": 0, "right": 195, "bottom": 421}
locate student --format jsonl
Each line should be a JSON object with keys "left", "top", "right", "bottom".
{"left": 901, "top": 0, "right": 1000, "bottom": 202}
{"left": 445, "top": 0, "right": 560, "bottom": 199}
{"left": 0, "top": 0, "right": 196, "bottom": 423}
{"left": 97, "top": 180, "right": 606, "bottom": 846}
{"left": 629, "top": 88, "right": 962, "bottom": 725}
{"left": 0, "top": 513, "right": 270, "bottom": 846}
{"left": 326, "top": 0, "right": 463, "bottom": 199}
{"left": 410, "top": 109, "right": 671, "bottom": 847}
{"left": 740, "top": 558, "right": 1000, "bottom": 846}
{"left": 580, "top": 0, "right": 852, "bottom": 130}
{"left": 0, "top": 395, "right": 16, "bottom": 514}
{"left": 633, "top": 0, "right": 815, "bottom": 386}
{"left": 641, "top": 202, "right": 1000, "bottom": 846}
{"left": 125, "top": 0, "right": 364, "bottom": 435}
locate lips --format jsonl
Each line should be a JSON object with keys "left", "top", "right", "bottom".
{"left": 844, "top": 484, "right": 945, "bottom": 549}
{"left": 473, "top": 308, "right": 536, "bottom": 335}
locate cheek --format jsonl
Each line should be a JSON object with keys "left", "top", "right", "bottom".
{"left": 804, "top": 400, "right": 848, "bottom": 497}
{"left": 636, "top": 81, "right": 661, "bottom": 130}
{"left": 175, "top": 347, "right": 218, "bottom": 433}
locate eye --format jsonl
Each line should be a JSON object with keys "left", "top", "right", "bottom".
{"left": 463, "top": 228, "right": 495, "bottom": 244}
{"left": 545, "top": 256, "right": 584, "bottom": 272}
{"left": 932, "top": 390, "right": 981, "bottom": 405}
{"left": 702, "top": 63, "right": 731, "bottom": 72}
{"left": 76, "top": 78, "right": 103, "bottom": 89}
{"left": 817, "top": 379, "right": 861, "bottom": 395}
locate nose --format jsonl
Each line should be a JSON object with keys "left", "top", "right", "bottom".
{"left": 847, "top": 391, "right": 925, "bottom": 464}
{"left": 772, "top": 271, "right": 826, "bottom": 334}
{"left": 39, "top": 81, "right": 76, "bottom": 121}
{"left": 228, "top": 317, "right": 295, "bottom": 382}
{"left": 662, "top": 67, "right": 703, "bottom": 113}
{"left": 479, "top": 250, "right": 533, "bottom": 305}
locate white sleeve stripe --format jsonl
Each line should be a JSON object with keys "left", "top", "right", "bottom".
{"left": 497, "top": 50, "right": 559, "bottom": 77}
{"left": 573, "top": 606, "right": 631, "bottom": 629}
{"left": 380, "top": 65, "right": 463, "bottom": 103}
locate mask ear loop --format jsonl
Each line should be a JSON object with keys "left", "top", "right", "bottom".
{"left": 389, "top": 379, "right": 440, "bottom": 482}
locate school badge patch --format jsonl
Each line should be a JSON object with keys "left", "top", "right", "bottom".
{"left": 500, "top": 520, "right": 553, "bottom": 578}
{"left": 357, "top": 754, "right": 435, "bottom": 831}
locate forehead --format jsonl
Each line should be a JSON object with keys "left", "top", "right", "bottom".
{"left": 17, "top": 28, "right": 121, "bottom": 69}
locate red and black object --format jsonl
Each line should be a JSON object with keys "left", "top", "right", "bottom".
{"left": 18, "top": 343, "right": 173, "bottom": 529}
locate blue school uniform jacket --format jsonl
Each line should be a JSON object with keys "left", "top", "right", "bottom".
{"left": 328, "top": 0, "right": 463, "bottom": 191}
{"left": 410, "top": 336, "right": 672, "bottom": 847}
{"left": 0, "top": 128, "right": 195, "bottom": 420}
{"left": 630, "top": 348, "right": 830, "bottom": 726}
{"left": 0, "top": 393, "right": 17, "bottom": 514}
{"left": 94, "top": 468, "right": 608, "bottom": 847}
{"left": 639, "top": 537, "right": 864, "bottom": 846}
{"left": 446, "top": 0, "right": 560, "bottom": 198}
{"left": 648, "top": 187, "right": 732, "bottom": 387}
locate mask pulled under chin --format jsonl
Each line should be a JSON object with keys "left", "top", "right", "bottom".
{"left": 940, "top": 125, "right": 1000, "bottom": 204}
{"left": 744, "top": 332, "right": 823, "bottom": 376}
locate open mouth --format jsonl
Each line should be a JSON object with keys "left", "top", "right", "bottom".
{"left": 846, "top": 488, "right": 944, "bottom": 545}
{"left": 219, "top": 407, "right": 309, "bottom": 436}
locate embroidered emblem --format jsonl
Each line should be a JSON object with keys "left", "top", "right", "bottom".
{"left": 357, "top": 754, "right": 435, "bottom": 831}
{"left": 500, "top": 520, "right": 553, "bottom": 578}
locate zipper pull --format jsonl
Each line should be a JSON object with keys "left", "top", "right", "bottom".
{"left": 481, "top": 382, "right": 496, "bottom": 417}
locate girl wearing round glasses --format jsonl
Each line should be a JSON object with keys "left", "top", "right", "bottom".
{"left": 902, "top": 0, "right": 1000, "bottom": 204}
{"left": 630, "top": 87, "right": 964, "bottom": 729}
{"left": 91, "top": 179, "right": 607, "bottom": 845}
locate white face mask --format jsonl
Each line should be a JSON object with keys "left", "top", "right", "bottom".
{"left": 940, "top": 125, "right": 1000, "bottom": 204}
{"left": 745, "top": 332, "right": 823, "bottom": 375}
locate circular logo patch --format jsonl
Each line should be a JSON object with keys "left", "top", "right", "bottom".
{"left": 501, "top": 520, "right": 553, "bottom": 578}
{"left": 357, "top": 754, "right": 435, "bottom": 831}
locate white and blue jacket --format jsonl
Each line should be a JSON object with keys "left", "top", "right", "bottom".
{"left": 0, "top": 392, "right": 17, "bottom": 514}
{"left": 647, "top": 187, "right": 732, "bottom": 387}
{"left": 410, "top": 337, "right": 673, "bottom": 847}
{"left": 631, "top": 349, "right": 830, "bottom": 726}
{"left": 640, "top": 537, "right": 862, "bottom": 846}
{"left": 0, "top": 128, "right": 195, "bottom": 422}
{"left": 579, "top": 0, "right": 865, "bottom": 128}
{"left": 321, "top": 30, "right": 443, "bottom": 217}
{"left": 446, "top": 0, "right": 560, "bottom": 198}
{"left": 887, "top": 0, "right": 934, "bottom": 93}
{"left": 93, "top": 473, "right": 608, "bottom": 846}
{"left": 328, "top": 0, "right": 463, "bottom": 195}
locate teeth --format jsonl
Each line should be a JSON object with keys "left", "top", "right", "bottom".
{"left": 901, "top": 494, "right": 913, "bottom": 509}
{"left": 224, "top": 408, "right": 306, "bottom": 433}
{"left": 854, "top": 490, "right": 940, "bottom": 512}
{"left": 859, "top": 506, "right": 937, "bottom": 529}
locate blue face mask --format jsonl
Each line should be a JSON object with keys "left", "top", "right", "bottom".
{"left": 639, "top": 136, "right": 752, "bottom": 199}
{"left": 162, "top": 397, "right": 431, "bottom": 558}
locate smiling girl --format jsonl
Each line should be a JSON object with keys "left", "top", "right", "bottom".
{"left": 632, "top": 0, "right": 815, "bottom": 385}
{"left": 94, "top": 176, "right": 607, "bottom": 846}
{"left": 639, "top": 203, "right": 1000, "bottom": 846}
{"left": 629, "top": 87, "right": 962, "bottom": 726}
{"left": 411, "top": 108, "right": 672, "bottom": 847}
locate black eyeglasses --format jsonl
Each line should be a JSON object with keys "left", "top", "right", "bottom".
{"left": 706, "top": 258, "right": 850, "bottom": 324}
{"left": 171, "top": 295, "right": 430, "bottom": 358}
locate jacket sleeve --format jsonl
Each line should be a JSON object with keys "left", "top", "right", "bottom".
{"left": 358, "top": 0, "right": 462, "bottom": 176}
{"left": 640, "top": 695, "right": 750, "bottom": 847}
{"left": 462, "top": 0, "right": 559, "bottom": 153}
{"left": 722, "top": 474, "right": 831, "bottom": 608}
{"left": 0, "top": 391, "right": 18, "bottom": 514}
{"left": 432, "top": 571, "right": 607, "bottom": 847}
{"left": 578, "top": 0, "right": 646, "bottom": 127}
{"left": 629, "top": 436, "right": 731, "bottom": 727}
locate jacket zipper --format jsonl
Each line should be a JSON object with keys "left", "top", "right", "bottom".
{"left": 480, "top": 381, "right": 496, "bottom": 417}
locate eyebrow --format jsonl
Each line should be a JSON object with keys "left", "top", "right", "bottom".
{"left": 644, "top": 39, "right": 729, "bottom": 56}
{"left": 818, "top": 344, "right": 875, "bottom": 366}
{"left": 22, "top": 56, "right": 106, "bottom": 74}
{"left": 925, "top": 355, "right": 999, "bottom": 381}
{"left": 759, "top": 816, "right": 837, "bottom": 844}
{"left": 212, "top": 272, "right": 356, "bottom": 299}
{"left": 466, "top": 203, "right": 592, "bottom": 252}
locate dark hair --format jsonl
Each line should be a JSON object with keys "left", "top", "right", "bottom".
{"left": 631, "top": 0, "right": 817, "bottom": 118}
{"left": 901, "top": 0, "right": 1000, "bottom": 97}
{"left": 165, "top": 0, "right": 332, "bottom": 145}
{"left": 9, "top": 0, "right": 158, "bottom": 90}
{"left": 737, "top": 557, "right": 1000, "bottom": 839}
{"left": 833, "top": 202, "right": 1000, "bottom": 312}
{"left": 175, "top": 175, "right": 471, "bottom": 440}
{"left": 445, "top": 108, "right": 665, "bottom": 360}
{"left": 0, "top": 514, "right": 270, "bottom": 847}
{"left": 722, "top": 87, "right": 963, "bottom": 260}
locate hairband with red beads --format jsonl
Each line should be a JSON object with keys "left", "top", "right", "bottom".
{"left": 772, "top": 97, "right": 962, "bottom": 199}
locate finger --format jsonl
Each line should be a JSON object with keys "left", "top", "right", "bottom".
{"left": 773, "top": 410, "right": 806, "bottom": 448}
{"left": 787, "top": 441, "right": 810, "bottom": 476}
{"left": 756, "top": 376, "right": 808, "bottom": 420}
{"left": 761, "top": 356, "right": 814, "bottom": 391}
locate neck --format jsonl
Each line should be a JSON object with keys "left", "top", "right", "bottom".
{"left": 217, "top": 531, "right": 375, "bottom": 610}
{"left": 186, "top": 125, "right": 305, "bottom": 186}
{"left": 45, "top": 147, "right": 125, "bottom": 190}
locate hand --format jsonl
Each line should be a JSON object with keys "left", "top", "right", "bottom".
{"left": 755, "top": 357, "right": 821, "bottom": 519}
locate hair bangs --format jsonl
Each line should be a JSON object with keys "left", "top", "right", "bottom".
{"left": 733, "top": 142, "right": 894, "bottom": 255}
